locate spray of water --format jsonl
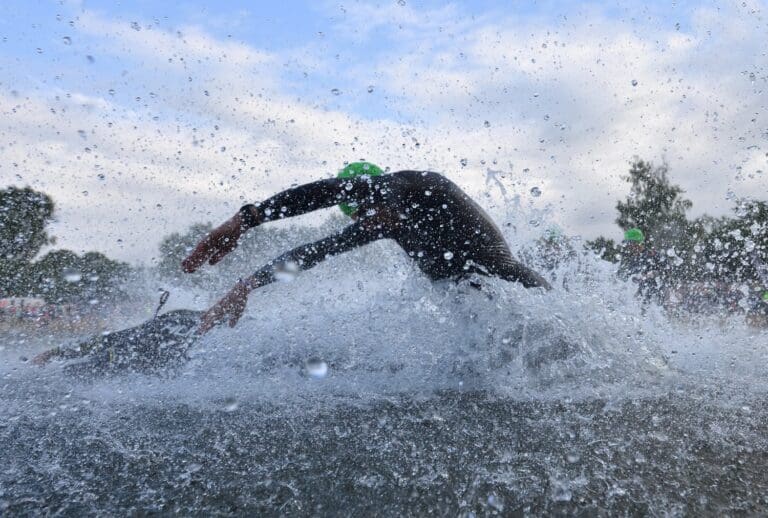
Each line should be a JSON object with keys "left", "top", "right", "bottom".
{"left": 2, "top": 174, "right": 766, "bottom": 514}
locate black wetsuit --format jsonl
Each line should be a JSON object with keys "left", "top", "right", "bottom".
{"left": 245, "top": 171, "right": 550, "bottom": 290}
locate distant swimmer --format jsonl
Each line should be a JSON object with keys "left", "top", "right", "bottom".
{"left": 182, "top": 163, "right": 551, "bottom": 334}
{"left": 31, "top": 310, "right": 202, "bottom": 376}
{"left": 32, "top": 292, "right": 202, "bottom": 376}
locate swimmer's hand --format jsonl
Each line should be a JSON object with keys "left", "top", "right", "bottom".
{"left": 197, "top": 279, "right": 252, "bottom": 335}
{"left": 182, "top": 210, "right": 253, "bottom": 273}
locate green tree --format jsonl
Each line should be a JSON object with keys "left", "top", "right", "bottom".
{"left": 585, "top": 236, "right": 620, "bottom": 263}
{"left": 0, "top": 186, "right": 55, "bottom": 262}
{"left": 701, "top": 200, "right": 768, "bottom": 283}
{"left": 33, "top": 249, "right": 130, "bottom": 304}
{"left": 615, "top": 159, "right": 694, "bottom": 251}
{"left": 0, "top": 186, "right": 131, "bottom": 303}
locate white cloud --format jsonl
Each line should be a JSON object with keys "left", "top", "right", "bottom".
{"left": 366, "top": 1, "right": 768, "bottom": 237}
{"left": 3, "top": 1, "right": 767, "bottom": 267}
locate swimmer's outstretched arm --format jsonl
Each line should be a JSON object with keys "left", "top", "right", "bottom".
{"left": 196, "top": 223, "right": 377, "bottom": 334}
{"left": 182, "top": 176, "right": 382, "bottom": 273}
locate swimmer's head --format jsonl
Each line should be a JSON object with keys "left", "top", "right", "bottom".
{"left": 623, "top": 228, "right": 645, "bottom": 243}
{"left": 337, "top": 162, "right": 384, "bottom": 217}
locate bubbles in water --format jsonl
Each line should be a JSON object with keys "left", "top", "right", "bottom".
{"left": 305, "top": 358, "right": 329, "bottom": 379}
{"left": 551, "top": 480, "right": 573, "bottom": 502}
{"left": 530, "top": 186, "right": 542, "bottom": 197}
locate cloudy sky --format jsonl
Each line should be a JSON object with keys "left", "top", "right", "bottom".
{"left": 1, "top": 0, "right": 766, "bottom": 264}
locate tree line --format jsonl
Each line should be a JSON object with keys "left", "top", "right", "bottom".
{"left": 4, "top": 159, "right": 765, "bottom": 311}
{"left": 586, "top": 159, "right": 767, "bottom": 294}
{"left": 0, "top": 186, "right": 130, "bottom": 306}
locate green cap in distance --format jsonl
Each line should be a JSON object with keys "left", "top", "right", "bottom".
{"left": 337, "top": 161, "right": 384, "bottom": 216}
{"left": 624, "top": 228, "right": 645, "bottom": 243}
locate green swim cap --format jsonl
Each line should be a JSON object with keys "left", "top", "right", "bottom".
{"left": 762, "top": 291, "right": 768, "bottom": 303}
{"left": 624, "top": 228, "right": 645, "bottom": 243}
{"left": 337, "top": 161, "right": 384, "bottom": 216}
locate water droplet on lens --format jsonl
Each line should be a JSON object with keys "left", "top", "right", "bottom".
{"left": 36, "top": 48, "right": 43, "bottom": 54}
{"left": 367, "top": 85, "right": 374, "bottom": 93}
{"left": 443, "top": 251, "right": 454, "bottom": 260}
{"left": 631, "top": 79, "right": 638, "bottom": 86}
{"left": 397, "top": 0, "right": 406, "bottom": 5}
{"left": 483, "top": 120, "right": 490, "bottom": 128}
{"left": 460, "top": 158, "right": 468, "bottom": 167}
{"left": 530, "top": 186, "right": 542, "bottom": 197}
{"left": 63, "top": 269, "right": 82, "bottom": 283}
{"left": 552, "top": 480, "right": 572, "bottom": 502}
{"left": 487, "top": 493, "right": 504, "bottom": 511}
{"left": 331, "top": 88, "right": 341, "bottom": 96}
{"left": 305, "top": 358, "right": 329, "bottom": 379}
{"left": 222, "top": 397, "right": 239, "bottom": 412}
{"left": 62, "top": 36, "right": 72, "bottom": 45}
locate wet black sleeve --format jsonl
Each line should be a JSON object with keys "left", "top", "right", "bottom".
{"left": 248, "top": 223, "right": 380, "bottom": 288}
{"left": 254, "top": 176, "right": 385, "bottom": 223}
